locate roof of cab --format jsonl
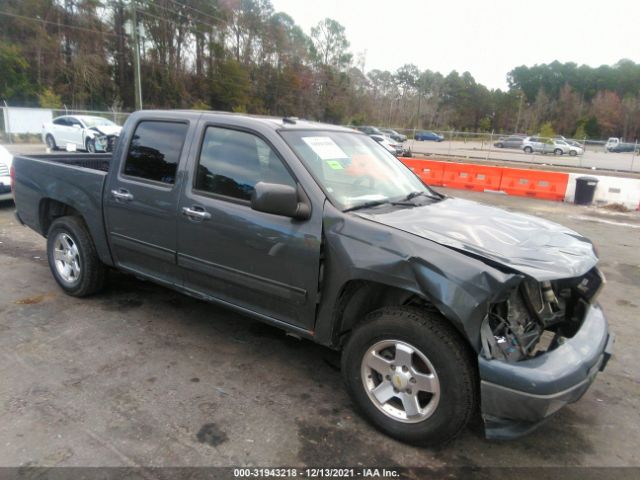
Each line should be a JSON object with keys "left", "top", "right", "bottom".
{"left": 137, "top": 110, "right": 358, "bottom": 133}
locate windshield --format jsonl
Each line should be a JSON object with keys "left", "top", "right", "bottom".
{"left": 280, "top": 130, "right": 436, "bottom": 210}
{"left": 81, "top": 117, "right": 117, "bottom": 128}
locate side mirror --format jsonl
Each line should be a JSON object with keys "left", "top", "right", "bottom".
{"left": 251, "top": 182, "right": 310, "bottom": 220}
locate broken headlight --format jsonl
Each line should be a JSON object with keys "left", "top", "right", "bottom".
{"left": 481, "top": 268, "right": 604, "bottom": 362}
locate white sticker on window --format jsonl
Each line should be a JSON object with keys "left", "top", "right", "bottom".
{"left": 302, "top": 136, "right": 349, "bottom": 160}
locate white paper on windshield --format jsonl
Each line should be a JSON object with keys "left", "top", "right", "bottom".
{"left": 302, "top": 136, "right": 349, "bottom": 160}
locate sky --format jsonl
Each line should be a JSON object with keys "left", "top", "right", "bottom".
{"left": 270, "top": 0, "right": 640, "bottom": 90}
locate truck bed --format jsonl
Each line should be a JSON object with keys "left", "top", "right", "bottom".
{"left": 12, "top": 152, "right": 113, "bottom": 265}
{"left": 17, "top": 153, "right": 112, "bottom": 172}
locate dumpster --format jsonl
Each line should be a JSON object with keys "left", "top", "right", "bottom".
{"left": 575, "top": 176, "right": 599, "bottom": 205}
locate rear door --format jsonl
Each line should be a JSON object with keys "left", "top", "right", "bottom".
{"left": 104, "top": 115, "right": 195, "bottom": 285}
{"left": 52, "top": 117, "right": 72, "bottom": 146}
{"left": 176, "top": 122, "right": 323, "bottom": 331}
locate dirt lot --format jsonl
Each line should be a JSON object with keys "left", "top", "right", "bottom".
{"left": 0, "top": 190, "right": 639, "bottom": 471}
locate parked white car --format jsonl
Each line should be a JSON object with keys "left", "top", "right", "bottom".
{"left": 0, "top": 145, "right": 13, "bottom": 201}
{"left": 522, "top": 136, "right": 583, "bottom": 156}
{"left": 370, "top": 134, "right": 402, "bottom": 156}
{"left": 42, "top": 115, "right": 122, "bottom": 153}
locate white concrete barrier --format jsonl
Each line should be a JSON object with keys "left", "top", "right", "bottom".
{"left": 565, "top": 173, "right": 640, "bottom": 210}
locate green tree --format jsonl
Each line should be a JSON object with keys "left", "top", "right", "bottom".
{"left": 38, "top": 88, "right": 63, "bottom": 108}
{"left": 539, "top": 122, "right": 555, "bottom": 138}
{"left": 210, "top": 59, "right": 251, "bottom": 112}
{"left": 310, "top": 18, "right": 351, "bottom": 70}
{"left": 0, "top": 44, "right": 36, "bottom": 103}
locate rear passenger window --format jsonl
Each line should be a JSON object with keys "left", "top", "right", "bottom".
{"left": 124, "top": 121, "right": 188, "bottom": 185}
{"left": 195, "top": 127, "right": 296, "bottom": 201}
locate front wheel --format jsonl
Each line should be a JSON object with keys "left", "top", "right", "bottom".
{"left": 45, "top": 134, "right": 57, "bottom": 150}
{"left": 569, "top": 150, "right": 578, "bottom": 156}
{"left": 47, "top": 216, "right": 106, "bottom": 296}
{"left": 342, "top": 307, "right": 476, "bottom": 446}
{"left": 86, "top": 138, "right": 96, "bottom": 153}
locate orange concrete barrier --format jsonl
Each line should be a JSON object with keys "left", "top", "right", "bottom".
{"left": 499, "top": 168, "right": 569, "bottom": 201}
{"left": 441, "top": 162, "right": 503, "bottom": 192}
{"left": 400, "top": 158, "right": 445, "bottom": 186}
{"left": 399, "top": 158, "right": 571, "bottom": 202}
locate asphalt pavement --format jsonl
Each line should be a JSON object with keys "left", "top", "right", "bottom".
{"left": 0, "top": 190, "right": 638, "bottom": 470}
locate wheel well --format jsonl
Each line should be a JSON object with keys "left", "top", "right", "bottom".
{"left": 39, "top": 199, "right": 82, "bottom": 236}
{"left": 332, "top": 280, "right": 439, "bottom": 348}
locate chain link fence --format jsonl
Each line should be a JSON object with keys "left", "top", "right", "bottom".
{"left": 388, "top": 128, "right": 640, "bottom": 173}
{"left": 1, "top": 105, "right": 132, "bottom": 144}
{"left": 2, "top": 107, "right": 639, "bottom": 173}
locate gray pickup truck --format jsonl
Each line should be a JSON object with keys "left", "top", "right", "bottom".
{"left": 12, "top": 110, "right": 613, "bottom": 445}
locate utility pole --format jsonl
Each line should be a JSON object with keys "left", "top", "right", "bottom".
{"left": 131, "top": 0, "right": 143, "bottom": 110}
{"left": 514, "top": 92, "right": 523, "bottom": 133}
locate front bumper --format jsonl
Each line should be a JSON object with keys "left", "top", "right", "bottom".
{"left": 479, "top": 303, "right": 613, "bottom": 440}
{"left": 0, "top": 178, "right": 11, "bottom": 201}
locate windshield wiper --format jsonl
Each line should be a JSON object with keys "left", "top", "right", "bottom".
{"left": 391, "top": 190, "right": 442, "bottom": 205}
{"left": 401, "top": 191, "right": 426, "bottom": 201}
{"left": 343, "top": 199, "right": 391, "bottom": 212}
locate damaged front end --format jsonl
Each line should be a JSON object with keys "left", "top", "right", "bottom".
{"left": 90, "top": 127, "right": 119, "bottom": 152}
{"left": 478, "top": 267, "right": 613, "bottom": 439}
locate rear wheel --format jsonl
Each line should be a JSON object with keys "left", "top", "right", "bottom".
{"left": 47, "top": 216, "right": 106, "bottom": 297}
{"left": 524, "top": 146, "right": 533, "bottom": 153}
{"left": 554, "top": 148, "right": 563, "bottom": 155}
{"left": 45, "top": 134, "right": 57, "bottom": 150}
{"left": 342, "top": 307, "right": 476, "bottom": 446}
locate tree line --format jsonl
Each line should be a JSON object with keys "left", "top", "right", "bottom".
{"left": 1, "top": 0, "right": 640, "bottom": 140}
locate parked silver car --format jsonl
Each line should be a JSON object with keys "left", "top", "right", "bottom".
{"left": 522, "top": 137, "right": 583, "bottom": 156}
{"left": 494, "top": 135, "right": 525, "bottom": 149}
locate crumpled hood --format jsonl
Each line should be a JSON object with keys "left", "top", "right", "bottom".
{"left": 356, "top": 197, "right": 597, "bottom": 280}
{"left": 91, "top": 125, "right": 121, "bottom": 136}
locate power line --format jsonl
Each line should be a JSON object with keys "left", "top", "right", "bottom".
{"left": 135, "top": 5, "right": 223, "bottom": 34}
{"left": 164, "top": 0, "right": 228, "bottom": 25}
{"left": 0, "top": 10, "right": 119, "bottom": 37}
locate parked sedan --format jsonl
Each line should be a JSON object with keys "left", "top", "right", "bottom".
{"left": 0, "top": 145, "right": 13, "bottom": 201}
{"left": 414, "top": 130, "right": 444, "bottom": 142}
{"left": 42, "top": 115, "right": 122, "bottom": 153}
{"left": 379, "top": 128, "right": 407, "bottom": 143}
{"left": 355, "top": 125, "right": 384, "bottom": 136}
{"left": 494, "top": 135, "right": 525, "bottom": 149}
{"left": 370, "top": 134, "right": 403, "bottom": 156}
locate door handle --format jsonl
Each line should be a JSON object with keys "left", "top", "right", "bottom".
{"left": 182, "top": 206, "right": 211, "bottom": 220}
{"left": 111, "top": 189, "right": 133, "bottom": 201}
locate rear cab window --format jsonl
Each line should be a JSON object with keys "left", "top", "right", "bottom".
{"left": 123, "top": 121, "right": 188, "bottom": 185}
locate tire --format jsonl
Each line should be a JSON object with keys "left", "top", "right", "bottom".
{"left": 523, "top": 146, "right": 533, "bottom": 153}
{"left": 47, "top": 216, "right": 106, "bottom": 297}
{"left": 554, "top": 148, "right": 563, "bottom": 155}
{"left": 342, "top": 306, "right": 476, "bottom": 446}
{"left": 569, "top": 150, "right": 578, "bottom": 157}
{"left": 45, "top": 134, "right": 57, "bottom": 150}
{"left": 86, "top": 138, "right": 96, "bottom": 153}
{"left": 496, "top": 143, "right": 504, "bottom": 148}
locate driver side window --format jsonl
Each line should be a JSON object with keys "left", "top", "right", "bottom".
{"left": 195, "top": 127, "right": 296, "bottom": 201}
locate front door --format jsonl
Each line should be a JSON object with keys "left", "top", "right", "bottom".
{"left": 177, "top": 124, "right": 323, "bottom": 330}
{"left": 67, "top": 117, "right": 85, "bottom": 148}
{"left": 104, "top": 118, "right": 192, "bottom": 285}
